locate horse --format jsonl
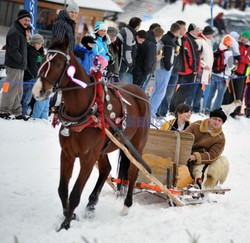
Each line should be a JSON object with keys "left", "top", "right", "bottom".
{"left": 32, "top": 39, "right": 151, "bottom": 230}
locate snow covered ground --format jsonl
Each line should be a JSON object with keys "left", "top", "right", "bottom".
{"left": 0, "top": 114, "right": 250, "bottom": 243}
{"left": 0, "top": 2, "right": 250, "bottom": 243}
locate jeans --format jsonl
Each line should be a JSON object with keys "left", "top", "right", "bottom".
{"left": 204, "top": 74, "right": 227, "bottom": 111}
{"left": 158, "top": 71, "right": 178, "bottom": 115}
{"left": 21, "top": 81, "right": 34, "bottom": 115}
{"left": 202, "top": 84, "right": 211, "bottom": 112}
{"left": 119, "top": 71, "right": 133, "bottom": 84}
{"left": 32, "top": 98, "right": 50, "bottom": 119}
{"left": 150, "top": 69, "right": 171, "bottom": 116}
{"left": 186, "top": 82, "right": 203, "bottom": 113}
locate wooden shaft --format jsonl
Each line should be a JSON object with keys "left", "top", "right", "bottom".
{"left": 104, "top": 128, "right": 184, "bottom": 207}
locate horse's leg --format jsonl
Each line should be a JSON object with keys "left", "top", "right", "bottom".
{"left": 85, "top": 155, "right": 111, "bottom": 217}
{"left": 120, "top": 127, "right": 148, "bottom": 216}
{"left": 59, "top": 156, "right": 96, "bottom": 230}
{"left": 120, "top": 163, "right": 139, "bottom": 216}
{"left": 58, "top": 150, "right": 75, "bottom": 218}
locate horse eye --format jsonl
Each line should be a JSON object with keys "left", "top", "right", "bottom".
{"left": 55, "top": 62, "right": 62, "bottom": 68}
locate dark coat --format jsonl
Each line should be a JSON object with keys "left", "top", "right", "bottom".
{"left": 161, "top": 31, "right": 177, "bottom": 71}
{"left": 173, "top": 36, "right": 185, "bottom": 72}
{"left": 4, "top": 20, "right": 28, "bottom": 70}
{"left": 24, "top": 45, "right": 43, "bottom": 81}
{"left": 133, "top": 31, "right": 157, "bottom": 86}
{"left": 52, "top": 10, "right": 76, "bottom": 52}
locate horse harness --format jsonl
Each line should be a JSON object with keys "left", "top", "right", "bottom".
{"left": 40, "top": 49, "right": 128, "bottom": 134}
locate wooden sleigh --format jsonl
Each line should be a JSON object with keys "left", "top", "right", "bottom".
{"left": 104, "top": 128, "right": 230, "bottom": 206}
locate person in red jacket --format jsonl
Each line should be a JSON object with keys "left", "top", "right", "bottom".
{"left": 171, "top": 23, "right": 202, "bottom": 111}
{"left": 226, "top": 31, "right": 250, "bottom": 118}
{"left": 236, "top": 31, "right": 250, "bottom": 117}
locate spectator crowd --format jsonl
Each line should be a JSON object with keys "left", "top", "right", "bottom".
{"left": 0, "top": 3, "right": 249, "bottom": 121}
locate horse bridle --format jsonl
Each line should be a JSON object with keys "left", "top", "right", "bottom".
{"left": 37, "top": 49, "right": 71, "bottom": 90}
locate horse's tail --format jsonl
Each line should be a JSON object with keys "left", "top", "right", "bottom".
{"left": 117, "top": 150, "right": 130, "bottom": 191}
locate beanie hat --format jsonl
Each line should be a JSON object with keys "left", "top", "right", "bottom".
{"left": 210, "top": 108, "right": 227, "bottom": 123}
{"left": 188, "top": 23, "right": 197, "bottom": 32}
{"left": 31, "top": 34, "right": 44, "bottom": 44}
{"left": 81, "top": 36, "right": 96, "bottom": 49}
{"left": 230, "top": 31, "right": 239, "bottom": 39}
{"left": 66, "top": 3, "right": 79, "bottom": 13}
{"left": 202, "top": 26, "right": 214, "bottom": 35}
{"left": 17, "top": 10, "right": 31, "bottom": 20}
{"left": 94, "top": 21, "right": 108, "bottom": 33}
{"left": 222, "top": 34, "right": 233, "bottom": 48}
{"left": 107, "top": 27, "right": 118, "bottom": 36}
{"left": 241, "top": 30, "right": 250, "bottom": 41}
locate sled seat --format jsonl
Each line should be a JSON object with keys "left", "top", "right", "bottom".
{"left": 137, "top": 129, "right": 195, "bottom": 189}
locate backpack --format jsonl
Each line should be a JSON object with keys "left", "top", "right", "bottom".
{"left": 212, "top": 49, "right": 226, "bottom": 73}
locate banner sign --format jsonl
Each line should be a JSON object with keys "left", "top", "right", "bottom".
{"left": 24, "top": 0, "right": 37, "bottom": 35}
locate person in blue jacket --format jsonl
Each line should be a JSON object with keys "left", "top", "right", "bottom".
{"left": 74, "top": 36, "right": 96, "bottom": 74}
{"left": 92, "top": 21, "right": 111, "bottom": 62}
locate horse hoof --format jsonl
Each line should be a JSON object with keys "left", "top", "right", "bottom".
{"left": 84, "top": 206, "right": 95, "bottom": 219}
{"left": 57, "top": 219, "right": 71, "bottom": 232}
{"left": 120, "top": 206, "right": 129, "bottom": 216}
{"left": 71, "top": 213, "right": 79, "bottom": 221}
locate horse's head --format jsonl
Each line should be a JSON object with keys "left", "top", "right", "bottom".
{"left": 32, "top": 39, "right": 70, "bottom": 100}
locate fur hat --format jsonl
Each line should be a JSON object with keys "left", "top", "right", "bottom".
{"left": 94, "top": 21, "right": 108, "bottom": 33}
{"left": 17, "top": 10, "right": 31, "bottom": 20}
{"left": 202, "top": 26, "right": 214, "bottom": 35}
{"left": 31, "top": 34, "right": 44, "bottom": 45}
{"left": 210, "top": 108, "right": 227, "bottom": 123}
{"left": 81, "top": 36, "right": 96, "bottom": 47}
{"left": 66, "top": 3, "right": 79, "bottom": 13}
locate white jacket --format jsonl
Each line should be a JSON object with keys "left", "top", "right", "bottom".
{"left": 216, "top": 43, "right": 234, "bottom": 79}
{"left": 196, "top": 34, "right": 214, "bottom": 84}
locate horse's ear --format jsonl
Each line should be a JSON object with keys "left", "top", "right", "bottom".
{"left": 49, "top": 36, "right": 69, "bottom": 51}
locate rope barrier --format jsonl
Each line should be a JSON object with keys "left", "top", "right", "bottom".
{"left": 0, "top": 74, "right": 248, "bottom": 87}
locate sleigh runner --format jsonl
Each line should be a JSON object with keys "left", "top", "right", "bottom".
{"left": 107, "top": 128, "right": 230, "bottom": 205}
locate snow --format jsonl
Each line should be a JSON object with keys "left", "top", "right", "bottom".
{"left": 43, "top": 0, "right": 123, "bottom": 13}
{"left": 141, "top": 1, "right": 250, "bottom": 31}
{"left": 0, "top": 115, "right": 250, "bottom": 243}
{"left": 1, "top": 2, "right": 250, "bottom": 243}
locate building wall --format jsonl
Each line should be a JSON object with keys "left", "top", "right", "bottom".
{"left": 0, "top": 0, "right": 106, "bottom": 37}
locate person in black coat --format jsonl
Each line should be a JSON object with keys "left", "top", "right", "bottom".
{"left": 21, "top": 34, "right": 44, "bottom": 116}
{"left": 133, "top": 27, "right": 164, "bottom": 87}
{"left": 51, "top": 3, "right": 79, "bottom": 52}
{"left": 0, "top": 10, "right": 31, "bottom": 120}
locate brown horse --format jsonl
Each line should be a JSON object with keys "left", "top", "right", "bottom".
{"left": 32, "top": 39, "right": 151, "bottom": 230}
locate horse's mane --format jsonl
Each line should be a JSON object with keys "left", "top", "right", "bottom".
{"left": 49, "top": 36, "right": 69, "bottom": 51}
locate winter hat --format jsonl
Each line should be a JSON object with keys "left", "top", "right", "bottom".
{"left": 81, "top": 36, "right": 96, "bottom": 49}
{"left": 241, "top": 30, "right": 250, "bottom": 41}
{"left": 210, "top": 108, "right": 227, "bottom": 123}
{"left": 202, "top": 26, "right": 214, "bottom": 35}
{"left": 230, "top": 31, "right": 240, "bottom": 39}
{"left": 107, "top": 27, "right": 118, "bottom": 36}
{"left": 188, "top": 23, "right": 197, "bottom": 32}
{"left": 17, "top": 10, "right": 31, "bottom": 20}
{"left": 31, "top": 34, "right": 44, "bottom": 45}
{"left": 66, "top": 3, "right": 79, "bottom": 13}
{"left": 94, "top": 21, "right": 108, "bottom": 33}
{"left": 221, "top": 34, "right": 233, "bottom": 48}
